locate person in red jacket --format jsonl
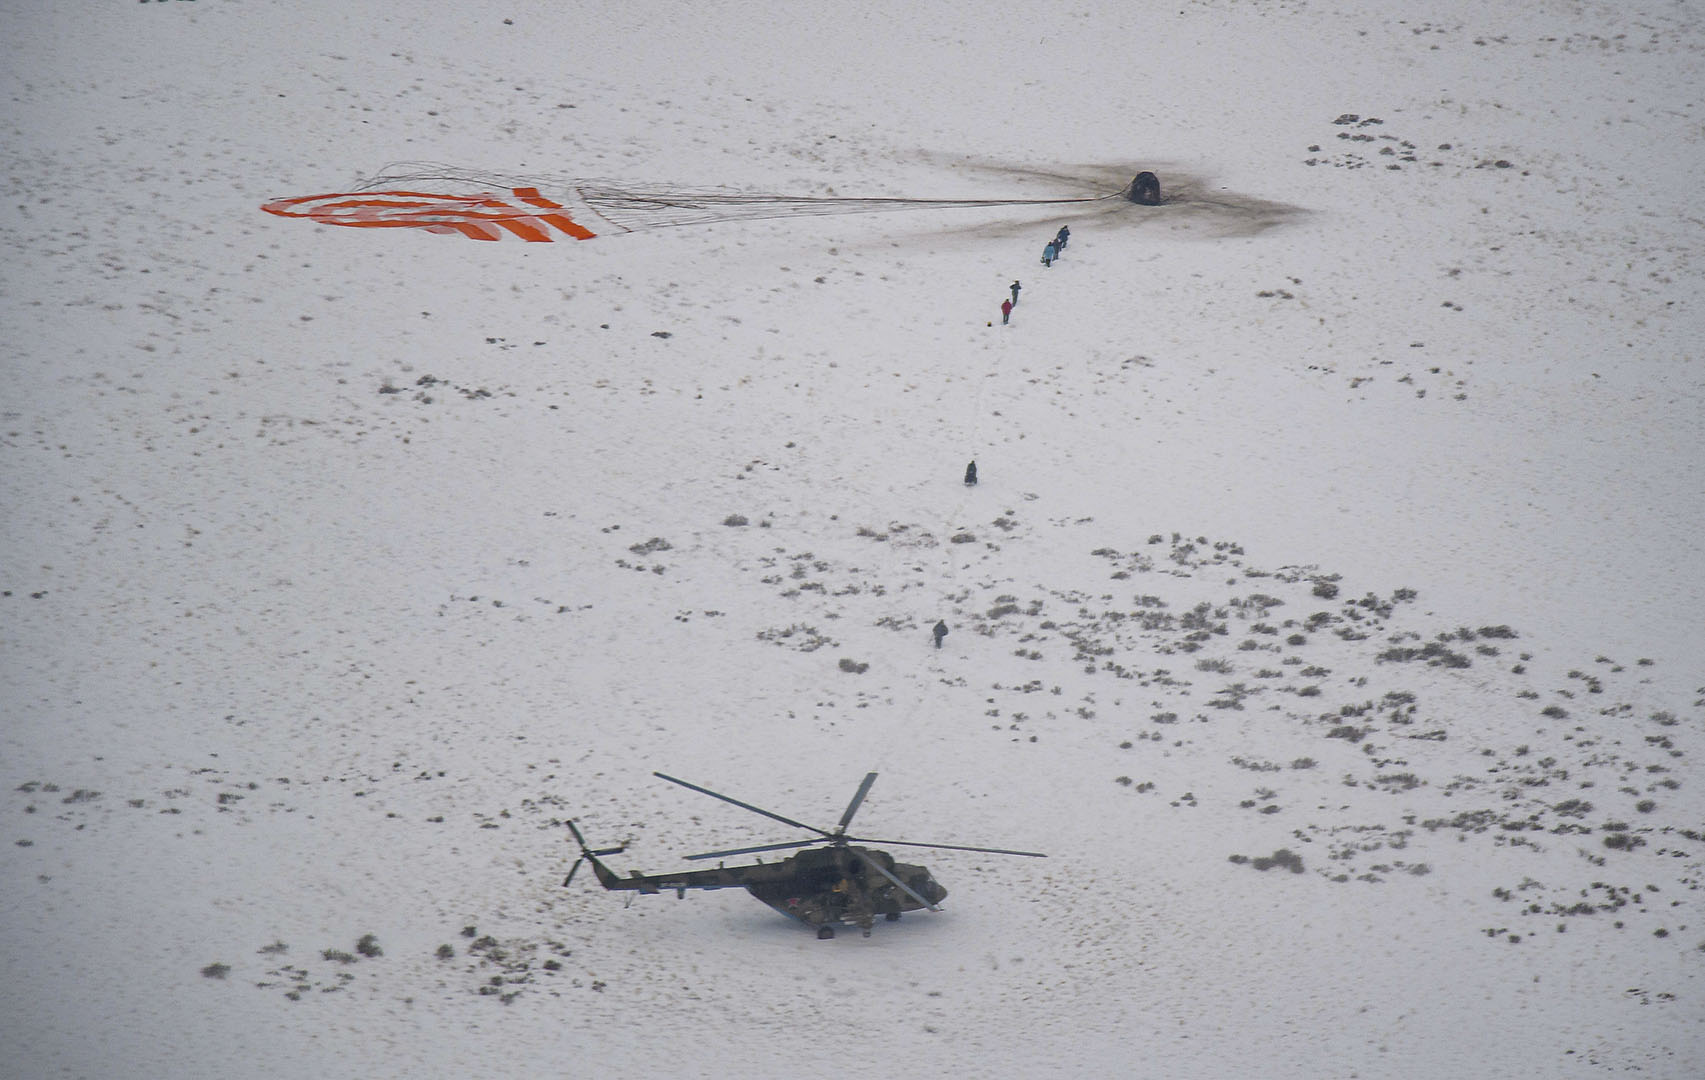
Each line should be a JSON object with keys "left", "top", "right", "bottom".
{"left": 1001, "top": 298, "right": 1012, "bottom": 324}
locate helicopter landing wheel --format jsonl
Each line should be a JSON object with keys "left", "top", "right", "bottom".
{"left": 885, "top": 912, "right": 901, "bottom": 921}
{"left": 817, "top": 926, "right": 835, "bottom": 940}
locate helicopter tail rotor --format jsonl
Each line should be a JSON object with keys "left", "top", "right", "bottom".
{"left": 564, "top": 820, "right": 626, "bottom": 888}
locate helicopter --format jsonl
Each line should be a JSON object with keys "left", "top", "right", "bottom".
{"left": 566, "top": 771, "right": 1046, "bottom": 938}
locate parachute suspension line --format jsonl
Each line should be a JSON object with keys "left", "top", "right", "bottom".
{"left": 573, "top": 186, "right": 1110, "bottom": 234}
{"left": 353, "top": 162, "right": 1113, "bottom": 235}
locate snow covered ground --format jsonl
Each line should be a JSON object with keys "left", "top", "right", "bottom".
{"left": 3, "top": 1, "right": 1701, "bottom": 1076}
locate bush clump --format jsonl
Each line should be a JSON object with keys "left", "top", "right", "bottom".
{"left": 1377, "top": 642, "right": 1471, "bottom": 668}
{"left": 1249, "top": 849, "right": 1306, "bottom": 873}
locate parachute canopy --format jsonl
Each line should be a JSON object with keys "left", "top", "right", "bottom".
{"left": 262, "top": 162, "right": 1136, "bottom": 242}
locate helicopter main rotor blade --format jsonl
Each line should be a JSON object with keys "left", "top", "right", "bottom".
{"left": 654, "top": 772, "right": 833, "bottom": 838}
{"left": 851, "top": 849, "right": 940, "bottom": 912}
{"left": 850, "top": 837, "right": 1048, "bottom": 858}
{"left": 836, "top": 772, "right": 879, "bottom": 833}
{"left": 682, "top": 838, "right": 827, "bottom": 862}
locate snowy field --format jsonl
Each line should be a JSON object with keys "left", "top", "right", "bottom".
{"left": 3, "top": 1, "right": 1702, "bottom": 1077}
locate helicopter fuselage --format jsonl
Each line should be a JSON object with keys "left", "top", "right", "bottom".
{"left": 583, "top": 843, "right": 947, "bottom": 935}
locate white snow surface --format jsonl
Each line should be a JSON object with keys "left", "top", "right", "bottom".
{"left": 3, "top": 1, "right": 1703, "bottom": 1077}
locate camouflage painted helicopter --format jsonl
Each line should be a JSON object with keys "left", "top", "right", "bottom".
{"left": 566, "top": 771, "right": 1046, "bottom": 938}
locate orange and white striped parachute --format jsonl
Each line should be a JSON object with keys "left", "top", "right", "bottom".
{"left": 261, "top": 185, "right": 596, "bottom": 242}
{"left": 263, "top": 163, "right": 1115, "bottom": 242}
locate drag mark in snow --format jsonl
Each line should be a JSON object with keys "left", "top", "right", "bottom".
{"left": 260, "top": 187, "right": 597, "bottom": 241}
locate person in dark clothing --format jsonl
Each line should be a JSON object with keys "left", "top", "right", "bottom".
{"left": 964, "top": 460, "right": 978, "bottom": 486}
{"left": 1000, "top": 299, "right": 1012, "bottom": 324}
{"left": 1010, "top": 280, "right": 1021, "bottom": 306}
{"left": 932, "top": 620, "right": 949, "bottom": 649}
{"left": 1055, "top": 225, "right": 1070, "bottom": 250}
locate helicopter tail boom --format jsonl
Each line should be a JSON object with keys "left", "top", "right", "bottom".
{"left": 565, "top": 821, "right": 766, "bottom": 895}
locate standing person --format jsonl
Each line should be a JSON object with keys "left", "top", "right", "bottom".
{"left": 1055, "top": 225, "right": 1070, "bottom": 251}
{"left": 1042, "top": 242, "right": 1056, "bottom": 267}
{"left": 932, "top": 620, "right": 949, "bottom": 649}
{"left": 964, "top": 460, "right": 978, "bottom": 486}
{"left": 1000, "top": 298, "right": 1012, "bottom": 324}
{"left": 1010, "top": 280, "right": 1022, "bottom": 306}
